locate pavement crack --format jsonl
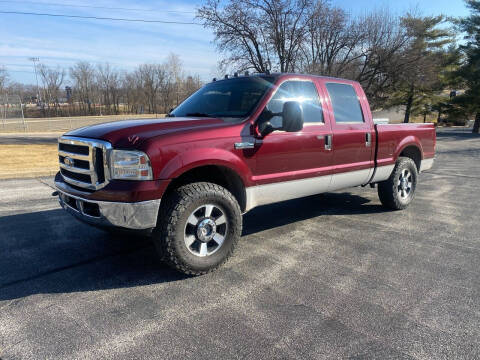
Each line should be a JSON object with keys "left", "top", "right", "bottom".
{"left": 424, "top": 171, "right": 480, "bottom": 179}
{"left": 2, "top": 337, "right": 27, "bottom": 354}
{"left": 0, "top": 298, "right": 24, "bottom": 311}
{"left": 36, "top": 177, "right": 56, "bottom": 190}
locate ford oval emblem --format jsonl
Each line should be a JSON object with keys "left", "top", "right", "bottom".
{"left": 64, "top": 157, "right": 74, "bottom": 167}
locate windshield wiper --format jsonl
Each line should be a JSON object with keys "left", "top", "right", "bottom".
{"left": 184, "top": 112, "right": 215, "bottom": 117}
{"left": 209, "top": 114, "right": 244, "bottom": 118}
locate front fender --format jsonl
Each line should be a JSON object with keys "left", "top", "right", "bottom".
{"left": 157, "top": 148, "right": 254, "bottom": 187}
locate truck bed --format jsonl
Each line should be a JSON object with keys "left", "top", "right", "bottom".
{"left": 375, "top": 123, "right": 436, "bottom": 169}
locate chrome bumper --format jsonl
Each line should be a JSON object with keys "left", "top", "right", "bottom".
{"left": 56, "top": 188, "right": 161, "bottom": 230}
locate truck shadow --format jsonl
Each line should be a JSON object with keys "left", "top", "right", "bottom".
{"left": 0, "top": 209, "right": 187, "bottom": 301}
{"left": 0, "top": 191, "right": 381, "bottom": 301}
{"left": 243, "top": 192, "right": 384, "bottom": 236}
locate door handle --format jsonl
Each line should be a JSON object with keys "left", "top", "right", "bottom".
{"left": 324, "top": 134, "right": 332, "bottom": 151}
{"left": 365, "top": 133, "right": 372, "bottom": 147}
{"left": 234, "top": 142, "right": 255, "bottom": 150}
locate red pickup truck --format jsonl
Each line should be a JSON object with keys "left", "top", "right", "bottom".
{"left": 55, "top": 73, "right": 436, "bottom": 275}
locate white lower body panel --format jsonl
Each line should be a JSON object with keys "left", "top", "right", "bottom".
{"left": 245, "top": 173, "right": 332, "bottom": 211}
{"left": 370, "top": 164, "right": 395, "bottom": 183}
{"left": 245, "top": 168, "right": 380, "bottom": 212}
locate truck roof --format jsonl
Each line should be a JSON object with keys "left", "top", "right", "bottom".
{"left": 210, "top": 72, "right": 357, "bottom": 84}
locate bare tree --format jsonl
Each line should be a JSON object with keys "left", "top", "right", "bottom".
{"left": 350, "top": 10, "right": 412, "bottom": 107}
{"left": 137, "top": 64, "right": 166, "bottom": 114}
{"left": 301, "top": 1, "right": 355, "bottom": 76}
{"left": 198, "top": 0, "right": 311, "bottom": 72}
{"left": 70, "top": 62, "right": 96, "bottom": 115}
{"left": 122, "top": 71, "right": 142, "bottom": 114}
{"left": 97, "top": 63, "right": 120, "bottom": 114}
{"left": 160, "top": 66, "right": 174, "bottom": 114}
{"left": 6, "top": 82, "right": 36, "bottom": 104}
{"left": 0, "top": 66, "right": 8, "bottom": 94}
{"left": 2, "top": 53, "right": 201, "bottom": 118}
{"left": 38, "top": 64, "right": 65, "bottom": 115}
{"left": 198, "top": 0, "right": 270, "bottom": 72}
{"left": 253, "top": 0, "right": 311, "bottom": 72}
{"left": 300, "top": 7, "right": 413, "bottom": 107}
{"left": 198, "top": 1, "right": 442, "bottom": 109}
{"left": 183, "top": 75, "right": 202, "bottom": 100}
{"left": 165, "top": 53, "right": 184, "bottom": 107}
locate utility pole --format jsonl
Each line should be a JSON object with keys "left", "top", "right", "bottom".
{"left": 28, "top": 57, "right": 41, "bottom": 104}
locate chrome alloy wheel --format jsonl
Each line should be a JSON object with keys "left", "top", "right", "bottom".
{"left": 398, "top": 169, "right": 413, "bottom": 199}
{"left": 184, "top": 204, "right": 228, "bottom": 257}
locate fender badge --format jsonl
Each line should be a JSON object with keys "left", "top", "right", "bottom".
{"left": 128, "top": 135, "right": 140, "bottom": 144}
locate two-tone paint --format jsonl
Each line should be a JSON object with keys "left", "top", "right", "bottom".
{"left": 56, "top": 73, "right": 436, "bottom": 221}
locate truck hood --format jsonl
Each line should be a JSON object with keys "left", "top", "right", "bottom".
{"left": 65, "top": 117, "right": 225, "bottom": 147}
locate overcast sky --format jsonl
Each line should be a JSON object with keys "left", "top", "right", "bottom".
{"left": 0, "top": 0, "right": 471, "bottom": 85}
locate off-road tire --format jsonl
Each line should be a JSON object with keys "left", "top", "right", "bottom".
{"left": 153, "top": 182, "right": 242, "bottom": 275}
{"left": 378, "top": 157, "right": 418, "bottom": 210}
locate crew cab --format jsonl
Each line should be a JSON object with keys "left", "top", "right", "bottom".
{"left": 54, "top": 73, "right": 436, "bottom": 275}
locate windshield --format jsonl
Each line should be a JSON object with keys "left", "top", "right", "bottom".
{"left": 170, "top": 76, "right": 275, "bottom": 120}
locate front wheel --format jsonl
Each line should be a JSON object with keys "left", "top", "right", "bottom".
{"left": 378, "top": 157, "right": 418, "bottom": 210}
{"left": 153, "top": 182, "right": 242, "bottom": 275}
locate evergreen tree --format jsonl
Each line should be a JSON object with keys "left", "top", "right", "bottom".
{"left": 456, "top": 0, "right": 480, "bottom": 133}
{"left": 385, "top": 15, "right": 453, "bottom": 123}
{"left": 431, "top": 46, "right": 463, "bottom": 124}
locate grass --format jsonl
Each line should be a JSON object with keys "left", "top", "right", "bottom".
{"left": 0, "top": 144, "right": 58, "bottom": 179}
{"left": 1, "top": 113, "right": 163, "bottom": 133}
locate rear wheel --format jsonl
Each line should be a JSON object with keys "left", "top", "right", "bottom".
{"left": 378, "top": 157, "right": 418, "bottom": 210}
{"left": 153, "top": 182, "right": 242, "bottom": 275}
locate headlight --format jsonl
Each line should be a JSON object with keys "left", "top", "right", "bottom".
{"left": 110, "top": 150, "right": 153, "bottom": 180}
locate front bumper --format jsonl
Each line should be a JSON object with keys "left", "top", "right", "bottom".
{"left": 56, "top": 187, "right": 161, "bottom": 230}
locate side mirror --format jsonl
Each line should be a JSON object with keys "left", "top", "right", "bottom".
{"left": 257, "top": 101, "right": 304, "bottom": 136}
{"left": 281, "top": 101, "right": 304, "bottom": 132}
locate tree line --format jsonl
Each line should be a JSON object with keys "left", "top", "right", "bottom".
{"left": 1, "top": 0, "right": 479, "bottom": 132}
{"left": 197, "top": 0, "right": 480, "bottom": 131}
{"left": 0, "top": 53, "right": 202, "bottom": 118}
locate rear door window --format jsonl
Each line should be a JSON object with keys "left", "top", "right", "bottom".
{"left": 325, "top": 83, "right": 364, "bottom": 124}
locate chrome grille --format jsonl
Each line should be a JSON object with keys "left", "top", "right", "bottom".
{"left": 58, "top": 136, "right": 112, "bottom": 190}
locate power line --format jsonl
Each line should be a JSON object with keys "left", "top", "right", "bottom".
{"left": 0, "top": 0, "right": 196, "bottom": 14}
{"left": 4, "top": 69, "right": 34, "bottom": 73}
{"left": 0, "top": 63, "right": 33, "bottom": 67}
{"left": 0, "top": 10, "right": 201, "bottom": 24}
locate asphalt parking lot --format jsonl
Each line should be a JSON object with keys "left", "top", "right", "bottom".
{"left": 1, "top": 127, "right": 479, "bottom": 359}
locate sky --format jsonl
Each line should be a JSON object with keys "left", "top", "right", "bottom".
{"left": 0, "top": 0, "right": 471, "bottom": 85}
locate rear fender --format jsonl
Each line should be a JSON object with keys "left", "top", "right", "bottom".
{"left": 393, "top": 136, "right": 424, "bottom": 162}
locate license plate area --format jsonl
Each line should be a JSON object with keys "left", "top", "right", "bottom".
{"left": 60, "top": 193, "right": 101, "bottom": 218}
